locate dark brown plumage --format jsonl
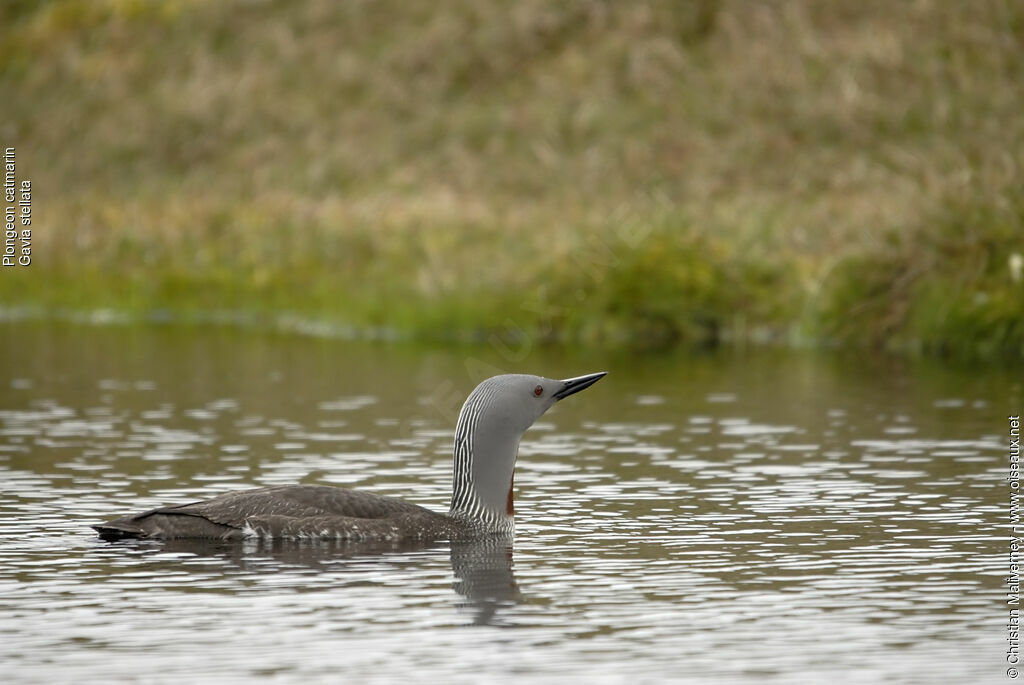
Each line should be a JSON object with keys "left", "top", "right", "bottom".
{"left": 94, "top": 485, "right": 471, "bottom": 541}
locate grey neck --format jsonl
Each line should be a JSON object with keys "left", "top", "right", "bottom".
{"left": 448, "top": 388, "right": 518, "bottom": 533}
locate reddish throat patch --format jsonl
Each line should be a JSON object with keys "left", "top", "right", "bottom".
{"left": 506, "top": 474, "right": 515, "bottom": 516}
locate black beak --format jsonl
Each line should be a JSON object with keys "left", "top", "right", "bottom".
{"left": 552, "top": 371, "right": 607, "bottom": 401}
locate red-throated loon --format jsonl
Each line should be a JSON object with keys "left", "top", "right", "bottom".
{"left": 93, "top": 372, "right": 606, "bottom": 542}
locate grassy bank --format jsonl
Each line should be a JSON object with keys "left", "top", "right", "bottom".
{"left": 2, "top": 0, "right": 1022, "bottom": 358}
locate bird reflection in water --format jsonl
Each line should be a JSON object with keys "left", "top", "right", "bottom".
{"left": 123, "top": 536, "right": 520, "bottom": 626}
{"left": 449, "top": 537, "right": 519, "bottom": 626}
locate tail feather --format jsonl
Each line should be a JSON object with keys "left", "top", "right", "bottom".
{"left": 92, "top": 517, "right": 147, "bottom": 541}
{"left": 92, "top": 512, "right": 241, "bottom": 540}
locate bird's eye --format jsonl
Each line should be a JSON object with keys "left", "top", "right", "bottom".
{"left": 534, "top": 385, "right": 544, "bottom": 397}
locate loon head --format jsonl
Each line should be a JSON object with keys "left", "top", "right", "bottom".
{"left": 448, "top": 372, "right": 607, "bottom": 531}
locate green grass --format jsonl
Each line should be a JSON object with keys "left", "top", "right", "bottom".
{"left": 1, "top": 0, "right": 1022, "bottom": 359}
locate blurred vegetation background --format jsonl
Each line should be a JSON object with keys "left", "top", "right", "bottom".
{"left": 1, "top": 0, "right": 1021, "bottom": 359}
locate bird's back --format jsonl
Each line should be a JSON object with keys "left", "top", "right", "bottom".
{"left": 93, "top": 485, "right": 465, "bottom": 541}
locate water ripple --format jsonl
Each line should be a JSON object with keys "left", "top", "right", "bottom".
{"left": 0, "top": 333, "right": 1009, "bottom": 684}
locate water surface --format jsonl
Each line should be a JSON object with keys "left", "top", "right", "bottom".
{"left": 0, "top": 322, "right": 1015, "bottom": 683}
